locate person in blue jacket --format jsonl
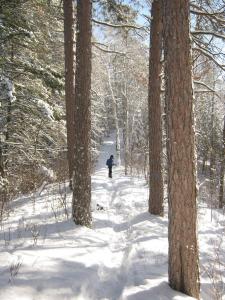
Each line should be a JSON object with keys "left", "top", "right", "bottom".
{"left": 106, "top": 155, "right": 114, "bottom": 178}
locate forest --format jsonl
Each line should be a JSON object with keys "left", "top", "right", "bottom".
{"left": 0, "top": 0, "right": 224, "bottom": 299}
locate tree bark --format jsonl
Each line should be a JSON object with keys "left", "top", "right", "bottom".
{"left": 72, "top": 0, "right": 92, "bottom": 227}
{"left": 209, "top": 92, "right": 215, "bottom": 202}
{"left": 219, "top": 115, "right": 225, "bottom": 208}
{"left": 163, "top": 0, "right": 200, "bottom": 298}
{"left": 123, "top": 35, "right": 129, "bottom": 176}
{"left": 107, "top": 66, "right": 121, "bottom": 165}
{"left": 148, "top": 0, "right": 164, "bottom": 216}
{"left": 123, "top": 88, "right": 129, "bottom": 175}
{"left": 63, "top": 0, "right": 75, "bottom": 181}
{"left": 0, "top": 141, "right": 6, "bottom": 220}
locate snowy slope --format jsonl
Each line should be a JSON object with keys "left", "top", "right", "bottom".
{"left": 0, "top": 134, "right": 224, "bottom": 300}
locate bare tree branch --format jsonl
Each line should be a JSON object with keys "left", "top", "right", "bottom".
{"left": 92, "top": 18, "right": 143, "bottom": 30}
{"left": 190, "top": 9, "right": 225, "bottom": 22}
{"left": 192, "top": 47, "right": 225, "bottom": 71}
{"left": 93, "top": 43, "right": 126, "bottom": 55}
{"left": 193, "top": 81, "right": 221, "bottom": 98}
{"left": 192, "top": 30, "right": 225, "bottom": 40}
{"left": 193, "top": 80, "right": 215, "bottom": 92}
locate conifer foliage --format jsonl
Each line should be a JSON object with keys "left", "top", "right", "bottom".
{"left": 0, "top": 0, "right": 66, "bottom": 201}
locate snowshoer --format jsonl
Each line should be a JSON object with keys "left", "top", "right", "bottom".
{"left": 106, "top": 155, "right": 114, "bottom": 178}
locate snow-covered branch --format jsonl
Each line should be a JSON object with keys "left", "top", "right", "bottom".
{"left": 93, "top": 43, "right": 126, "bottom": 55}
{"left": 192, "top": 47, "right": 225, "bottom": 71}
{"left": 192, "top": 30, "right": 225, "bottom": 40}
{"left": 92, "top": 18, "right": 143, "bottom": 30}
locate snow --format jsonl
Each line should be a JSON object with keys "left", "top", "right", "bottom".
{"left": 0, "top": 76, "right": 16, "bottom": 102}
{"left": 36, "top": 98, "right": 54, "bottom": 120}
{"left": 38, "top": 165, "right": 55, "bottom": 181}
{"left": 0, "top": 133, "right": 224, "bottom": 300}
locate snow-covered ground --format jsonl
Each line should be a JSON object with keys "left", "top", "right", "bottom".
{"left": 0, "top": 134, "right": 224, "bottom": 300}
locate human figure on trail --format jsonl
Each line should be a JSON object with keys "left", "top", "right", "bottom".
{"left": 106, "top": 155, "right": 114, "bottom": 178}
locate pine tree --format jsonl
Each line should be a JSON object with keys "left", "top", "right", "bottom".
{"left": 219, "top": 115, "right": 225, "bottom": 208}
{"left": 164, "top": 0, "right": 200, "bottom": 298}
{"left": 148, "top": 0, "right": 164, "bottom": 216}
{"left": 0, "top": 0, "right": 66, "bottom": 197}
{"left": 63, "top": 0, "right": 75, "bottom": 182}
{"left": 72, "top": 0, "right": 92, "bottom": 227}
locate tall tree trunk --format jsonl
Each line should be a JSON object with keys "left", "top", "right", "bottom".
{"left": 0, "top": 90, "right": 11, "bottom": 220}
{"left": 123, "top": 86, "right": 129, "bottom": 175}
{"left": 122, "top": 34, "right": 129, "bottom": 176}
{"left": 219, "top": 115, "right": 225, "bottom": 208}
{"left": 72, "top": 0, "right": 92, "bottom": 227}
{"left": 0, "top": 140, "right": 6, "bottom": 220}
{"left": 209, "top": 92, "right": 215, "bottom": 204}
{"left": 148, "top": 0, "right": 164, "bottom": 216}
{"left": 107, "top": 66, "right": 121, "bottom": 165}
{"left": 0, "top": 38, "right": 15, "bottom": 218}
{"left": 63, "top": 0, "right": 75, "bottom": 181}
{"left": 164, "top": 0, "right": 200, "bottom": 298}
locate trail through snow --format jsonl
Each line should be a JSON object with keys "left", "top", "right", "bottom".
{"left": 0, "top": 134, "right": 224, "bottom": 300}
